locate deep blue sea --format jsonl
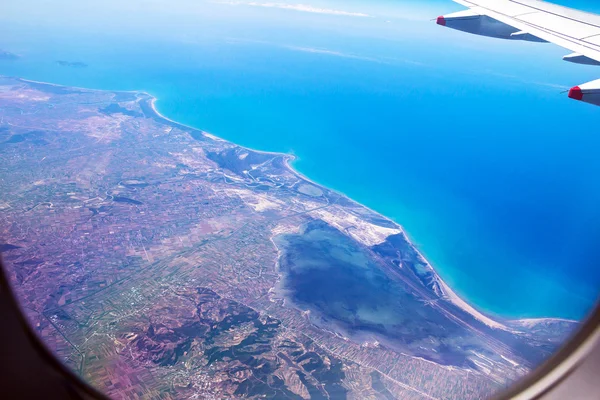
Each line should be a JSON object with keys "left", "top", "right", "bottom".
{"left": 1, "top": 0, "right": 599, "bottom": 320}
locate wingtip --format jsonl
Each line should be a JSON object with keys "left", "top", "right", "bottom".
{"left": 436, "top": 16, "right": 446, "bottom": 26}
{"left": 568, "top": 86, "right": 583, "bottom": 101}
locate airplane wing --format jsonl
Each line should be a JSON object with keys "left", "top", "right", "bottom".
{"left": 436, "top": 0, "right": 600, "bottom": 106}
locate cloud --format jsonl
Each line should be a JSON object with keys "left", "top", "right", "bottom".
{"left": 282, "top": 45, "right": 381, "bottom": 62}
{"left": 284, "top": 46, "right": 429, "bottom": 67}
{"left": 222, "top": 37, "right": 427, "bottom": 67}
{"left": 216, "top": 2, "right": 371, "bottom": 17}
{"left": 223, "top": 38, "right": 426, "bottom": 66}
{"left": 482, "top": 70, "right": 569, "bottom": 91}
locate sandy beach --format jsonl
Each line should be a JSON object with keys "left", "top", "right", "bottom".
{"left": 12, "top": 75, "right": 574, "bottom": 330}
{"left": 143, "top": 87, "right": 576, "bottom": 330}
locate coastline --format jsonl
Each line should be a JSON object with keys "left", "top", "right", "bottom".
{"left": 10, "top": 75, "right": 576, "bottom": 328}
{"left": 17, "top": 77, "right": 142, "bottom": 94}
{"left": 145, "top": 93, "right": 575, "bottom": 329}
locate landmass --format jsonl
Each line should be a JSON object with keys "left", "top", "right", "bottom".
{"left": 0, "top": 50, "right": 19, "bottom": 60}
{"left": 0, "top": 77, "right": 578, "bottom": 399}
{"left": 56, "top": 60, "right": 88, "bottom": 68}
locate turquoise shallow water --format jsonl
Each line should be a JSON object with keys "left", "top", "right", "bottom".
{"left": 1, "top": 0, "right": 600, "bottom": 320}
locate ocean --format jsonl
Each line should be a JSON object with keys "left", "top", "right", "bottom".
{"left": 1, "top": 0, "right": 599, "bottom": 320}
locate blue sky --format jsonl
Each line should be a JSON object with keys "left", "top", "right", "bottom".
{"left": 4, "top": 0, "right": 600, "bottom": 88}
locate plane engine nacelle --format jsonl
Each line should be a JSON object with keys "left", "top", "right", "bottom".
{"left": 437, "top": 10, "right": 522, "bottom": 40}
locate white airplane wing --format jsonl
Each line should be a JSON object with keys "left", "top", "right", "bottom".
{"left": 436, "top": 0, "right": 600, "bottom": 105}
